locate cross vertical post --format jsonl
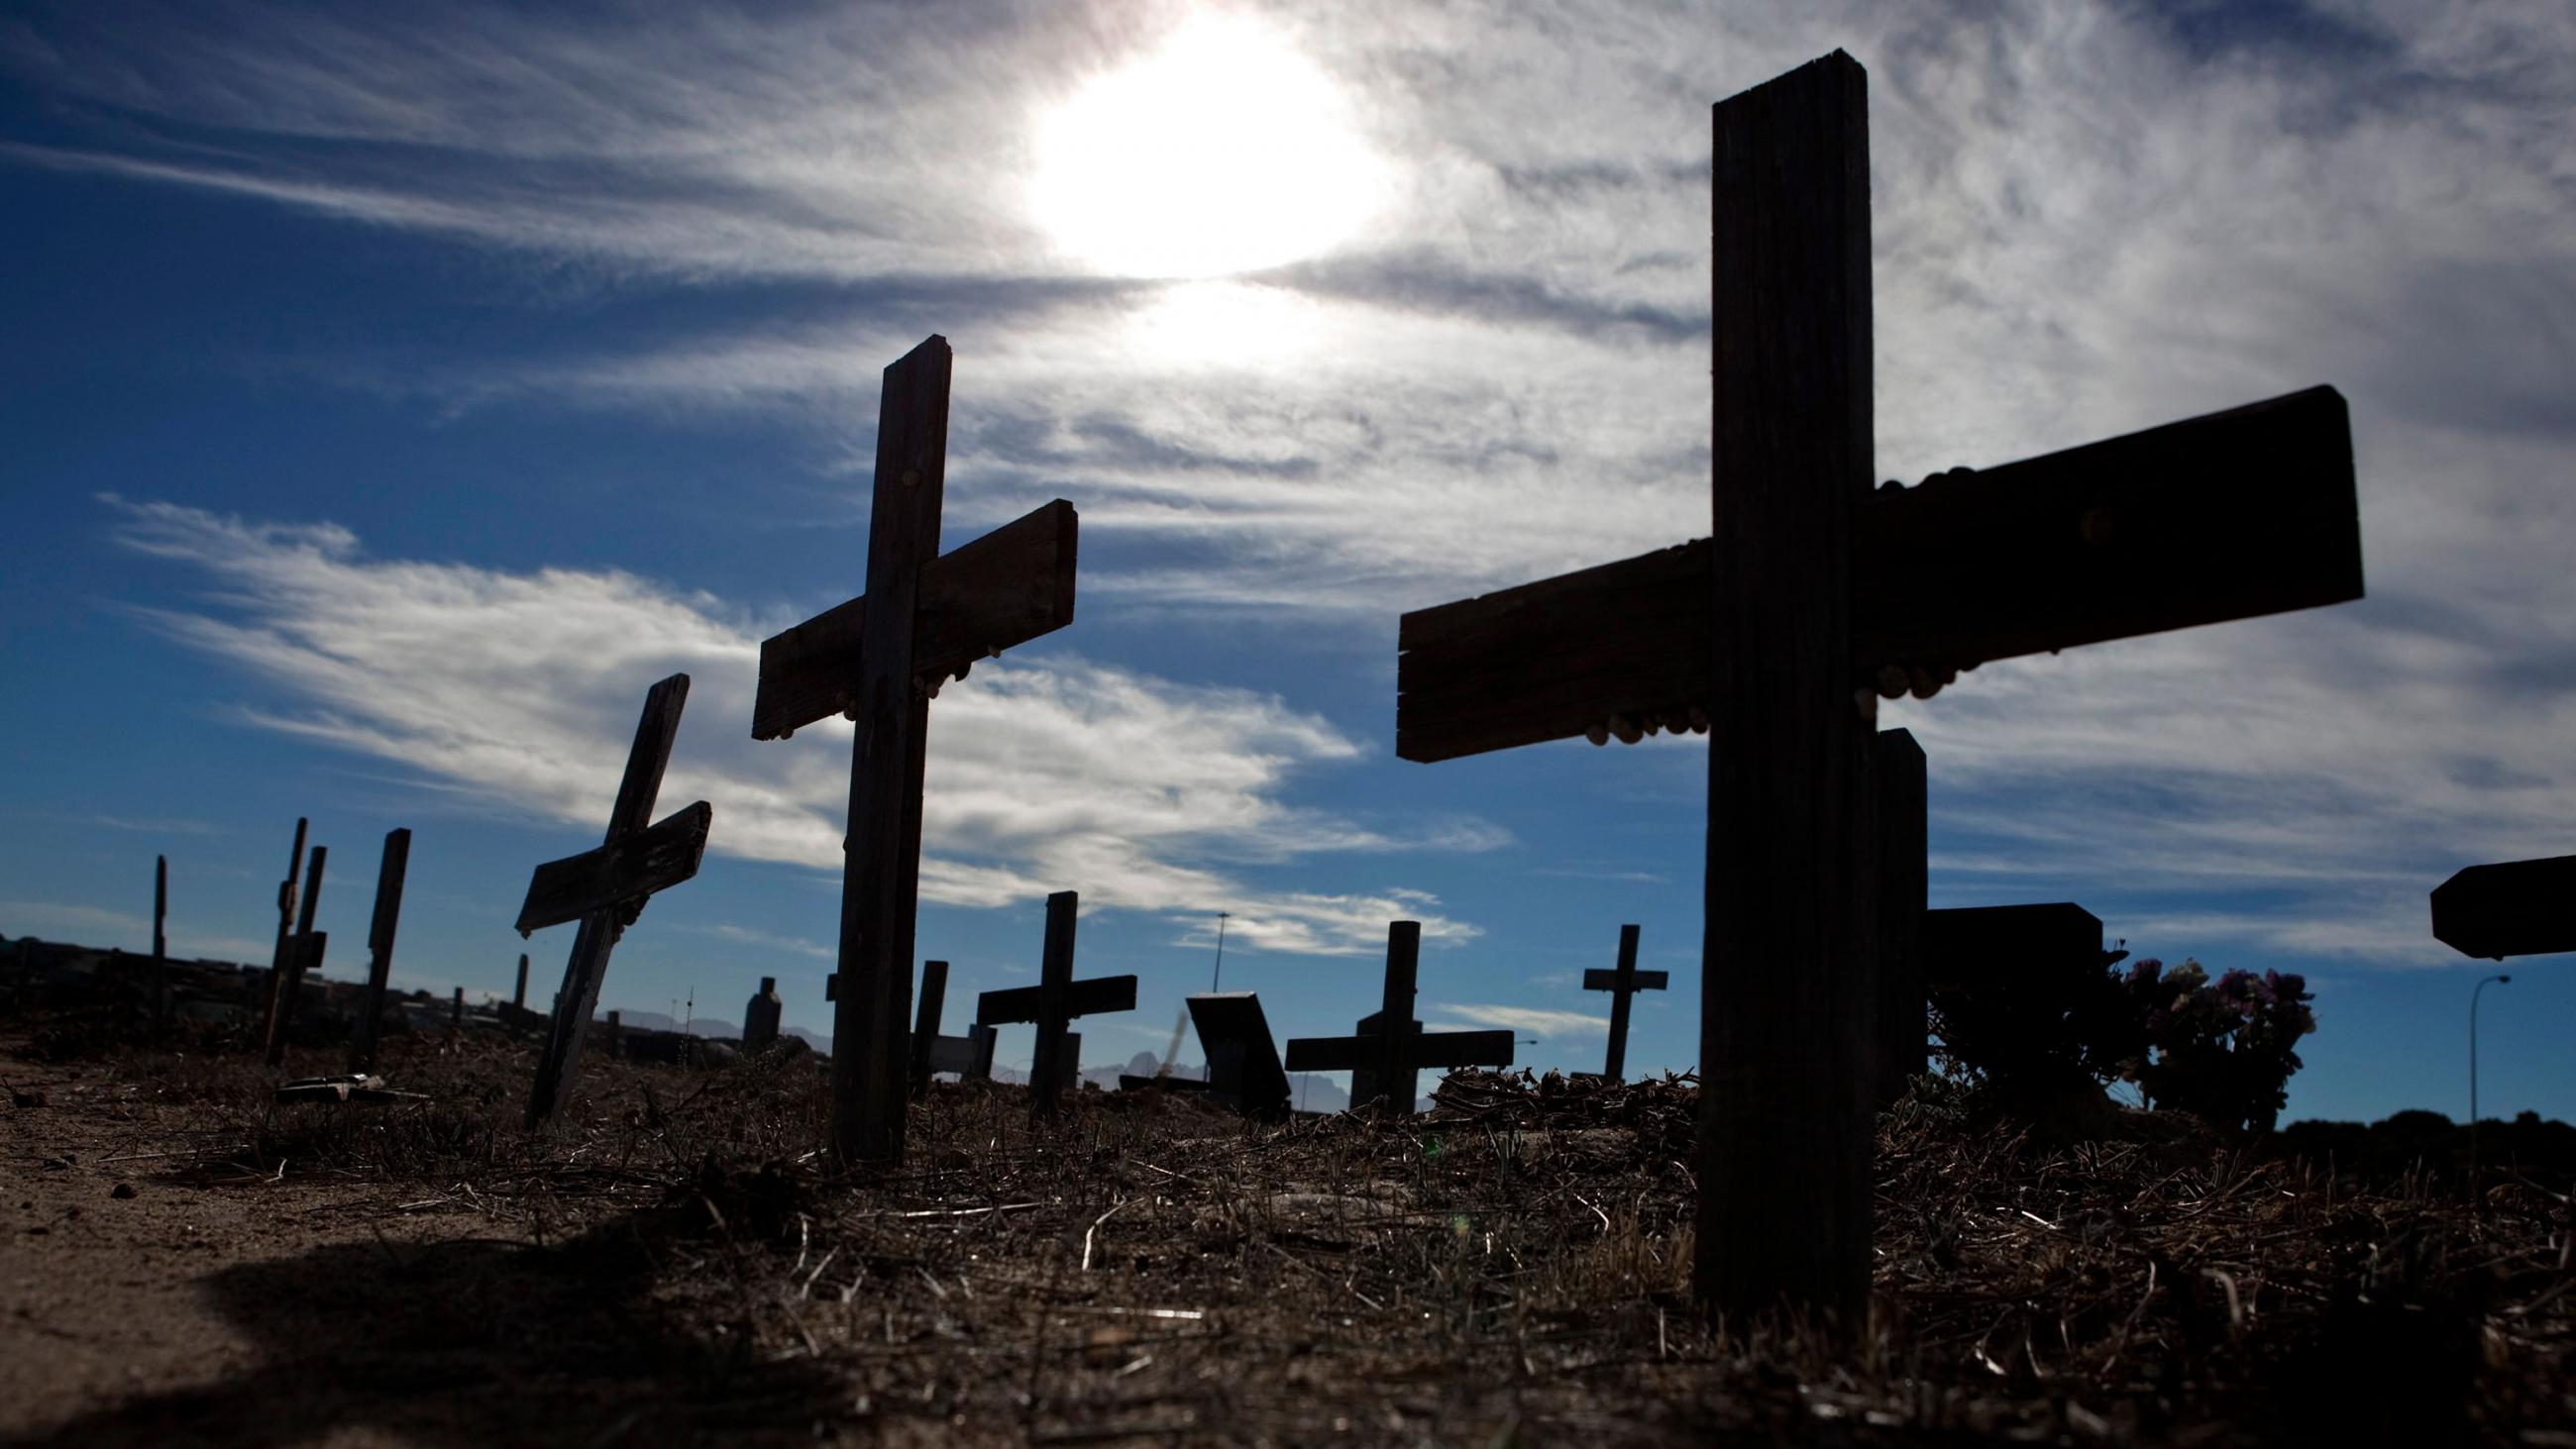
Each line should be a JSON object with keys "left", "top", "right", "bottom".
{"left": 1375, "top": 920, "right": 1420, "bottom": 1114}
{"left": 1701, "top": 51, "right": 1878, "bottom": 1321}
{"left": 1875, "top": 730, "right": 1927, "bottom": 1102}
{"left": 265, "top": 845, "right": 328, "bottom": 1066}
{"left": 521, "top": 673, "right": 711, "bottom": 1128}
{"left": 513, "top": 953, "right": 529, "bottom": 1010}
{"left": 348, "top": 827, "right": 411, "bottom": 1075}
{"left": 1030, "top": 893, "right": 1079, "bottom": 1117}
{"left": 910, "top": 959, "right": 949, "bottom": 1099}
{"left": 151, "top": 855, "right": 168, "bottom": 1030}
{"left": 255, "top": 816, "right": 308, "bottom": 1055}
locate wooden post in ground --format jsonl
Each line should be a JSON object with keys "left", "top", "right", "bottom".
{"left": 1283, "top": 923, "right": 1515, "bottom": 1113}
{"left": 743, "top": 977, "right": 784, "bottom": 1049}
{"left": 512, "top": 953, "right": 529, "bottom": 1010}
{"left": 1585, "top": 924, "right": 1666, "bottom": 1083}
{"left": 451, "top": 986, "right": 464, "bottom": 1028}
{"left": 519, "top": 674, "right": 713, "bottom": 1127}
{"left": 1391, "top": 52, "right": 2362, "bottom": 1322}
{"left": 265, "top": 846, "right": 328, "bottom": 1066}
{"left": 974, "top": 892, "right": 1136, "bottom": 1118}
{"left": 151, "top": 855, "right": 169, "bottom": 1030}
{"left": 348, "top": 827, "right": 411, "bottom": 1075}
{"left": 910, "top": 959, "right": 949, "bottom": 1098}
{"left": 750, "top": 336, "right": 1079, "bottom": 1164}
{"left": 1875, "top": 731, "right": 1927, "bottom": 1103}
{"left": 256, "top": 817, "right": 309, "bottom": 1053}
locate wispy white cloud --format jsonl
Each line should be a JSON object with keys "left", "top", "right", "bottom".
{"left": 1429, "top": 1002, "right": 1608, "bottom": 1039}
{"left": 102, "top": 495, "right": 1495, "bottom": 956}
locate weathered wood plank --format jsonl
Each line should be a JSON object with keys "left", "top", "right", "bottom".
{"left": 1282, "top": 1029, "right": 1516, "bottom": 1074}
{"left": 512, "top": 801, "right": 712, "bottom": 933}
{"left": 1581, "top": 967, "right": 1671, "bottom": 991}
{"left": 974, "top": 974, "right": 1138, "bottom": 1026}
{"left": 349, "top": 827, "right": 411, "bottom": 1075}
{"left": 1875, "top": 730, "right": 1926, "bottom": 1103}
{"left": 752, "top": 498, "right": 1079, "bottom": 742}
{"left": 1395, "top": 385, "right": 2359, "bottom": 764}
{"left": 1698, "top": 50, "right": 1877, "bottom": 1322}
{"left": 2432, "top": 855, "right": 2576, "bottom": 960}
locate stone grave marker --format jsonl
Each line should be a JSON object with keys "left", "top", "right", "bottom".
{"left": 976, "top": 890, "right": 1134, "bottom": 1116}
{"left": 751, "top": 336, "right": 1079, "bottom": 1164}
{"left": 743, "top": 976, "right": 784, "bottom": 1049}
{"left": 348, "top": 827, "right": 410, "bottom": 1075}
{"left": 517, "top": 673, "right": 713, "bottom": 1127}
{"left": 1584, "top": 923, "right": 1665, "bottom": 1083}
{"left": 1393, "top": 52, "right": 2363, "bottom": 1317}
{"left": 1284, "top": 922, "right": 1514, "bottom": 1114}
{"left": 2433, "top": 855, "right": 2576, "bottom": 961}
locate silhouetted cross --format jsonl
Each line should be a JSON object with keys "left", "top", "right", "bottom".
{"left": 1396, "top": 52, "right": 2364, "bottom": 1320}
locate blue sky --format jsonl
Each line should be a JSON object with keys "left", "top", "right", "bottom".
{"left": 3, "top": 0, "right": 2570, "bottom": 1123}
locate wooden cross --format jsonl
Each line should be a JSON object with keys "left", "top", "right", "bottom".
{"left": 975, "top": 890, "right": 1135, "bottom": 1116}
{"left": 517, "top": 673, "right": 712, "bottom": 1128}
{"left": 750, "top": 335, "right": 1078, "bottom": 1163}
{"left": 347, "top": 827, "right": 411, "bottom": 1075}
{"left": 908, "top": 959, "right": 998, "bottom": 1092}
{"left": 1283, "top": 922, "right": 1515, "bottom": 1114}
{"left": 2432, "top": 855, "right": 2576, "bottom": 960}
{"left": 1394, "top": 52, "right": 2363, "bottom": 1319}
{"left": 1584, "top": 923, "right": 1665, "bottom": 1083}
{"left": 253, "top": 816, "right": 307, "bottom": 1055}
{"left": 264, "top": 845, "right": 327, "bottom": 1066}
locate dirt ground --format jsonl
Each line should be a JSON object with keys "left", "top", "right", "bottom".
{"left": 4, "top": 1024, "right": 2570, "bottom": 1447}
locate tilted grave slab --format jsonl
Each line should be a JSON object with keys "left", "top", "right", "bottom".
{"left": 518, "top": 673, "right": 713, "bottom": 1128}
{"left": 750, "top": 336, "right": 1079, "bottom": 1164}
{"left": 1392, "top": 52, "right": 2363, "bottom": 1319}
{"left": 1186, "top": 991, "right": 1293, "bottom": 1120}
{"left": 2432, "top": 855, "right": 2576, "bottom": 961}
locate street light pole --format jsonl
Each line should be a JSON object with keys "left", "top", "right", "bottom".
{"left": 2470, "top": 972, "right": 2511, "bottom": 1200}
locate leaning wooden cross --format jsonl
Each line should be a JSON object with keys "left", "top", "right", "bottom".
{"left": 263, "top": 846, "right": 328, "bottom": 1067}
{"left": 910, "top": 959, "right": 998, "bottom": 1089}
{"left": 752, "top": 335, "right": 1078, "bottom": 1163}
{"left": 1395, "top": 52, "right": 2363, "bottom": 1319}
{"left": 1284, "top": 921, "right": 1515, "bottom": 1114}
{"left": 518, "top": 673, "right": 713, "bottom": 1128}
{"left": 976, "top": 891, "right": 1134, "bottom": 1115}
{"left": 347, "top": 827, "right": 412, "bottom": 1075}
{"left": 1585, "top": 923, "right": 1664, "bottom": 1083}
{"left": 2432, "top": 854, "right": 2576, "bottom": 961}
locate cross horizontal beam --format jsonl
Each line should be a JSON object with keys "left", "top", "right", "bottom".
{"left": 2432, "top": 855, "right": 2576, "bottom": 960}
{"left": 1284, "top": 1029, "right": 1516, "bottom": 1074}
{"left": 1397, "top": 386, "right": 2358, "bottom": 762}
{"left": 976, "top": 974, "right": 1137, "bottom": 1026}
{"left": 1583, "top": 967, "right": 1669, "bottom": 991}
{"left": 513, "top": 800, "right": 714, "bottom": 934}
{"left": 751, "top": 498, "right": 1078, "bottom": 742}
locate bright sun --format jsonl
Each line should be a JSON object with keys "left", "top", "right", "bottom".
{"left": 1031, "top": 14, "right": 1388, "bottom": 279}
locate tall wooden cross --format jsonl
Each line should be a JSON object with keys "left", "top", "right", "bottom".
{"left": 263, "top": 845, "right": 327, "bottom": 1066}
{"left": 751, "top": 336, "right": 1078, "bottom": 1163}
{"left": 975, "top": 891, "right": 1135, "bottom": 1116}
{"left": 1283, "top": 922, "right": 1516, "bottom": 1113}
{"left": 1584, "top": 923, "right": 1665, "bottom": 1083}
{"left": 517, "top": 673, "right": 713, "bottom": 1127}
{"left": 1395, "top": 52, "right": 2363, "bottom": 1320}
{"left": 347, "top": 827, "right": 411, "bottom": 1075}
{"left": 2432, "top": 854, "right": 2576, "bottom": 961}
{"left": 253, "top": 816, "right": 308, "bottom": 1055}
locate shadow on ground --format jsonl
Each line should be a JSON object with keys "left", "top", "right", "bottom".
{"left": 15, "top": 1210, "right": 843, "bottom": 1448}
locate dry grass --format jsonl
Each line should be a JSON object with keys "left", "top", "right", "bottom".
{"left": 12, "top": 1032, "right": 2574, "bottom": 1446}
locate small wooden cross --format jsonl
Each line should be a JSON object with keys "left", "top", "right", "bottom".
{"left": 263, "top": 845, "right": 327, "bottom": 1066}
{"left": 908, "top": 959, "right": 997, "bottom": 1090}
{"left": 975, "top": 890, "right": 1135, "bottom": 1116}
{"left": 751, "top": 335, "right": 1078, "bottom": 1163}
{"left": 347, "top": 827, "right": 411, "bottom": 1075}
{"left": 517, "top": 673, "right": 712, "bottom": 1128}
{"left": 1284, "top": 921, "right": 1515, "bottom": 1113}
{"left": 2432, "top": 855, "right": 2576, "bottom": 960}
{"left": 1395, "top": 52, "right": 2363, "bottom": 1320}
{"left": 1584, "top": 924, "right": 1666, "bottom": 1083}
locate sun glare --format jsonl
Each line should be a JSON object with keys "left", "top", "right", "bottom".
{"left": 1031, "top": 14, "right": 1388, "bottom": 279}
